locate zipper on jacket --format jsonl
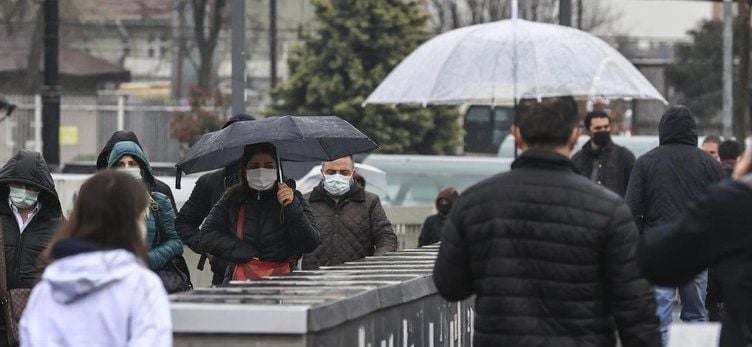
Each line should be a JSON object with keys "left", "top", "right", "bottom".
{"left": 257, "top": 191, "right": 261, "bottom": 200}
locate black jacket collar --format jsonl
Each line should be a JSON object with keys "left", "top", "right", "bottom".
{"left": 512, "top": 149, "right": 580, "bottom": 174}
{"left": 310, "top": 182, "right": 365, "bottom": 203}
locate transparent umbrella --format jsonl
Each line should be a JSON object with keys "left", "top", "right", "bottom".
{"left": 364, "top": 18, "right": 667, "bottom": 106}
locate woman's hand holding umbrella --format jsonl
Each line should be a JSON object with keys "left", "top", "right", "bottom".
{"left": 277, "top": 182, "right": 294, "bottom": 206}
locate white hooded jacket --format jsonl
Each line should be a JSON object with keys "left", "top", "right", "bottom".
{"left": 19, "top": 249, "right": 172, "bottom": 347}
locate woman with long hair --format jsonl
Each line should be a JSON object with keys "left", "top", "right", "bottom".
{"left": 200, "top": 142, "right": 320, "bottom": 281}
{"left": 20, "top": 171, "right": 172, "bottom": 346}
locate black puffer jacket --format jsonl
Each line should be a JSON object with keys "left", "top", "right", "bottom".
{"left": 96, "top": 131, "right": 176, "bottom": 210}
{"left": 571, "top": 139, "right": 636, "bottom": 197}
{"left": 199, "top": 183, "right": 320, "bottom": 278}
{"left": 301, "top": 183, "right": 397, "bottom": 270}
{"left": 433, "top": 149, "right": 660, "bottom": 347}
{"left": 0, "top": 150, "right": 63, "bottom": 291}
{"left": 638, "top": 177, "right": 752, "bottom": 347}
{"left": 175, "top": 169, "right": 230, "bottom": 285}
{"left": 625, "top": 106, "right": 724, "bottom": 232}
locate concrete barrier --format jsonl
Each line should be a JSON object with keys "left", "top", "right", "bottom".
{"left": 170, "top": 246, "right": 474, "bottom": 346}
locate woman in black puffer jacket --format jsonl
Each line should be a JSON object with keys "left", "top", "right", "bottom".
{"left": 199, "top": 143, "right": 319, "bottom": 282}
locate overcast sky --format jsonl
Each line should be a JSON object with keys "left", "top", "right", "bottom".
{"left": 604, "top": 0, "right": 714, "bottom": 39}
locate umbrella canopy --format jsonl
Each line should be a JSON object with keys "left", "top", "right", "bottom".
{"left": 176, "top": 116, "right": 378, "bottom": 175}
{"left": 364, "top": 19, "right": 667, "bottom": 106}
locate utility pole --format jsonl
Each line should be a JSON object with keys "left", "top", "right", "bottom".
{"left": 231, "top": 0, "right": 246, "bottom": 115}
{"left": 576, "top": 0, "right": 583, "bottom": 29}
{"left": 173, "top": 0, "right": 187, "bottom": 100}
{"left": 42, "top": 0, "right": 60, "bottom": 167}
{"left": 559, "top": 0, "right": 572, "bottom": 27}
{"left": 722, "top": 0, "right": 733, "bottom": 138}
{"left": 738, "top": 0, "right": 751, "bottom": 143}
{"left": 269, "top": 0, "right": 278, "bottom": 88}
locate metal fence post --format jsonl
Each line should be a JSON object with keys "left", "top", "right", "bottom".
{"left": 117, "top": 94, "right": 126, "bottom": 131}
{"left": 34, "top": 94, "right": 42, "bottom": 153}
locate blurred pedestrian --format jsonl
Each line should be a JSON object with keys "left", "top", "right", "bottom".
{"left": 571, "top": 109, "right": 636, "bottom": 197}
{"left": 637, "top": 143, "right": 752, "bottom": 346}
{"left": 199, "top": 143, "right": 319, "bottom": 281}
{"left": 0, "top": 150, "right": 63, "bottom": 346}
{"left": 702, "top": 135, "right": 722, "bottom": 161}
{"left": 97, "top": 131, "right": 177, "bottom": 210}
{"left": 20, "top": 171, "right": 172, "bottom": 347}
{"left": 433, "top": 96, "right": 660, "bottom": 347}
{"left": 719, "top": 139, "right": 741, "bottom": 178}
{"left": 301, "top": 156, "right": 396, "bottom": 270}
{"left": 176, "top": 113, "right": 255, "bottom": 285}
{"left": 626, "top": 106, "right": 724, "bottom": 344}
{"left": 107, "top": 142, "right": 189, "bottom": 292}
{"left": 418, "top": 187, "right": 458, "bottom": 247}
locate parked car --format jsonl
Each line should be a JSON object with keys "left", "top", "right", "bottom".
{"left": 362, "top": 154, "right": 513, "bottom": 206}
{"left": 497, "top": 135, "right": 661, "bottom": 159}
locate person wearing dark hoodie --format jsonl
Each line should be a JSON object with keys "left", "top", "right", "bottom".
{"left": 418, "top": 187, "right": 458, "bottom": 247}
{"left": 0, "top": 150, "right": 63, "bottom": 346}
{"left": 175, "top": 113, "right": 255, "bottom": 285}
{"left": 637, "top": 145, "right": 752, "bottom": 346}
{"left": 20, "top": 171, "right": 171, "bottom": 347}
{"left": 96, "top": 131, "right": 176, "bottom": 210}
{"left": 106, "top": 141, "right": 184, "bottom": 276}
{"left": 199, "top": 143, "right": 320, "bottom": 281}
{"left": 625, "top": 105, "right": 724, "bottom": 345}
{"left": 301, "top": 156, "right": 397, "bottom": 270}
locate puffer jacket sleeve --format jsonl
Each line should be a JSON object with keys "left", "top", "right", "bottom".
{"left": 175, "top": 174, "right": 212, "bottom": 253}
{"left": 604, "top": 201, "right": 661, "bottom": 347}
{"left": 625, "top": 159, "right": 646, "bottom": 232}
{"left": 283, "top": 190, "right": 320, "bottom": 254}
{"left": 433, "top": 200, "right": 473, "bottom": 302}
{"left": 147, "top": 193, "right": 183, "bottom": 270}
{"left": 637, "top": 181, "right": 749, "bottom": 287}
{"left": 369, "top": 196, "right": 397, "bottom": 255}
{"left": 199, "top": 196, "right": 258, "bottom": 261}
{"left": 127, "top": 272, "right": 173, "bottom": 347}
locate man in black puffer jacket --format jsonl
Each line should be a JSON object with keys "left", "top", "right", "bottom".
{"left": 0, "top": 150, "right": 63, "bottom": 345}
{"left": 96, "top": 131, "right": 176, "bottom": 210}
{"left": 625, "top": 106, "right": 724, "bottom": 343}
{"left": 433, "top": 96, "right": 660, "bottom": 347}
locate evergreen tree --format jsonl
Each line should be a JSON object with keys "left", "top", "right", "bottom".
{"left": 666, "top": 19, "right": 749, "bottom": 141}
{"left": 268, "top": 0, "right": 461, "bottom": 154}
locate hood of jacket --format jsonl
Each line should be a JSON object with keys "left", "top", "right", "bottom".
{"left": 0, "top": 150, "right": 62, "bottom": 216}
{"left": 42, "top": 248, "right": 142, "bottom": 304}
{"left": 659, "top": 106, "right": 698, "bottom": 146}
{"left": 96, "top": 131, "right": 142, "bottom": 170}
{"left": 107, "top": 141, "right": 156, "bottom": 186}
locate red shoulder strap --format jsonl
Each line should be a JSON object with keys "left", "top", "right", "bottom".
{"left": 236, "top": 204, "right": 246, "bottom": 240}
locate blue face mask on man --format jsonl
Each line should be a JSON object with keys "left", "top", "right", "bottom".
{"left": 323, "top": 174, "right": 352, "bottom": 196}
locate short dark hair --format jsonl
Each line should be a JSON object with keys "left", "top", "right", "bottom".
{"left": 584, "top": 109, "right": 610, "bottom": 130}
{"left": 45, "top": 171, "right": 150, "bottom": 262}
{"left": 516, "top": 96, "right": 579, "bottom": 148}
{"left": 719, "top": 140, "right": 741, "bottom": 161}
{"left": 703, "top": 135, "right": 722, "bottom": 146}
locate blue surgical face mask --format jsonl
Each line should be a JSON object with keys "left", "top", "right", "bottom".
{"left": 323, "top": 174, "right": 352, "bottom": 196}
{"left": 246, "top": 168, "right": 278, "bottom": 191}
{"left": 9, "top": 186, "right": 39, "bottom": 209}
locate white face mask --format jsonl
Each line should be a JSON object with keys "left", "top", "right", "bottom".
{"left": 119, "top": 167, "right": 142, "bottom": 180}
{"left": 323, "top": 174, "right": 352, "bottom": 196}
{"left": 246, "top": 168, "right": 278, "bottom": 191}
{"left": 9, "top": 186, "right": 39, "bottom": 209}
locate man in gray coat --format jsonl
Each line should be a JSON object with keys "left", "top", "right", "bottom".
{"left": 302, "top": 156, "right": 397, "bottom": 269}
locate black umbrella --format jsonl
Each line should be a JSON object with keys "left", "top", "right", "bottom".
{"left": 175, "top": 116, "right": 378, "bottom": 186}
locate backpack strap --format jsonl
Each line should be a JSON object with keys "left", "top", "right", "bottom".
{"left": 236, "top": 204, "right": 246, "bottom": 240}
